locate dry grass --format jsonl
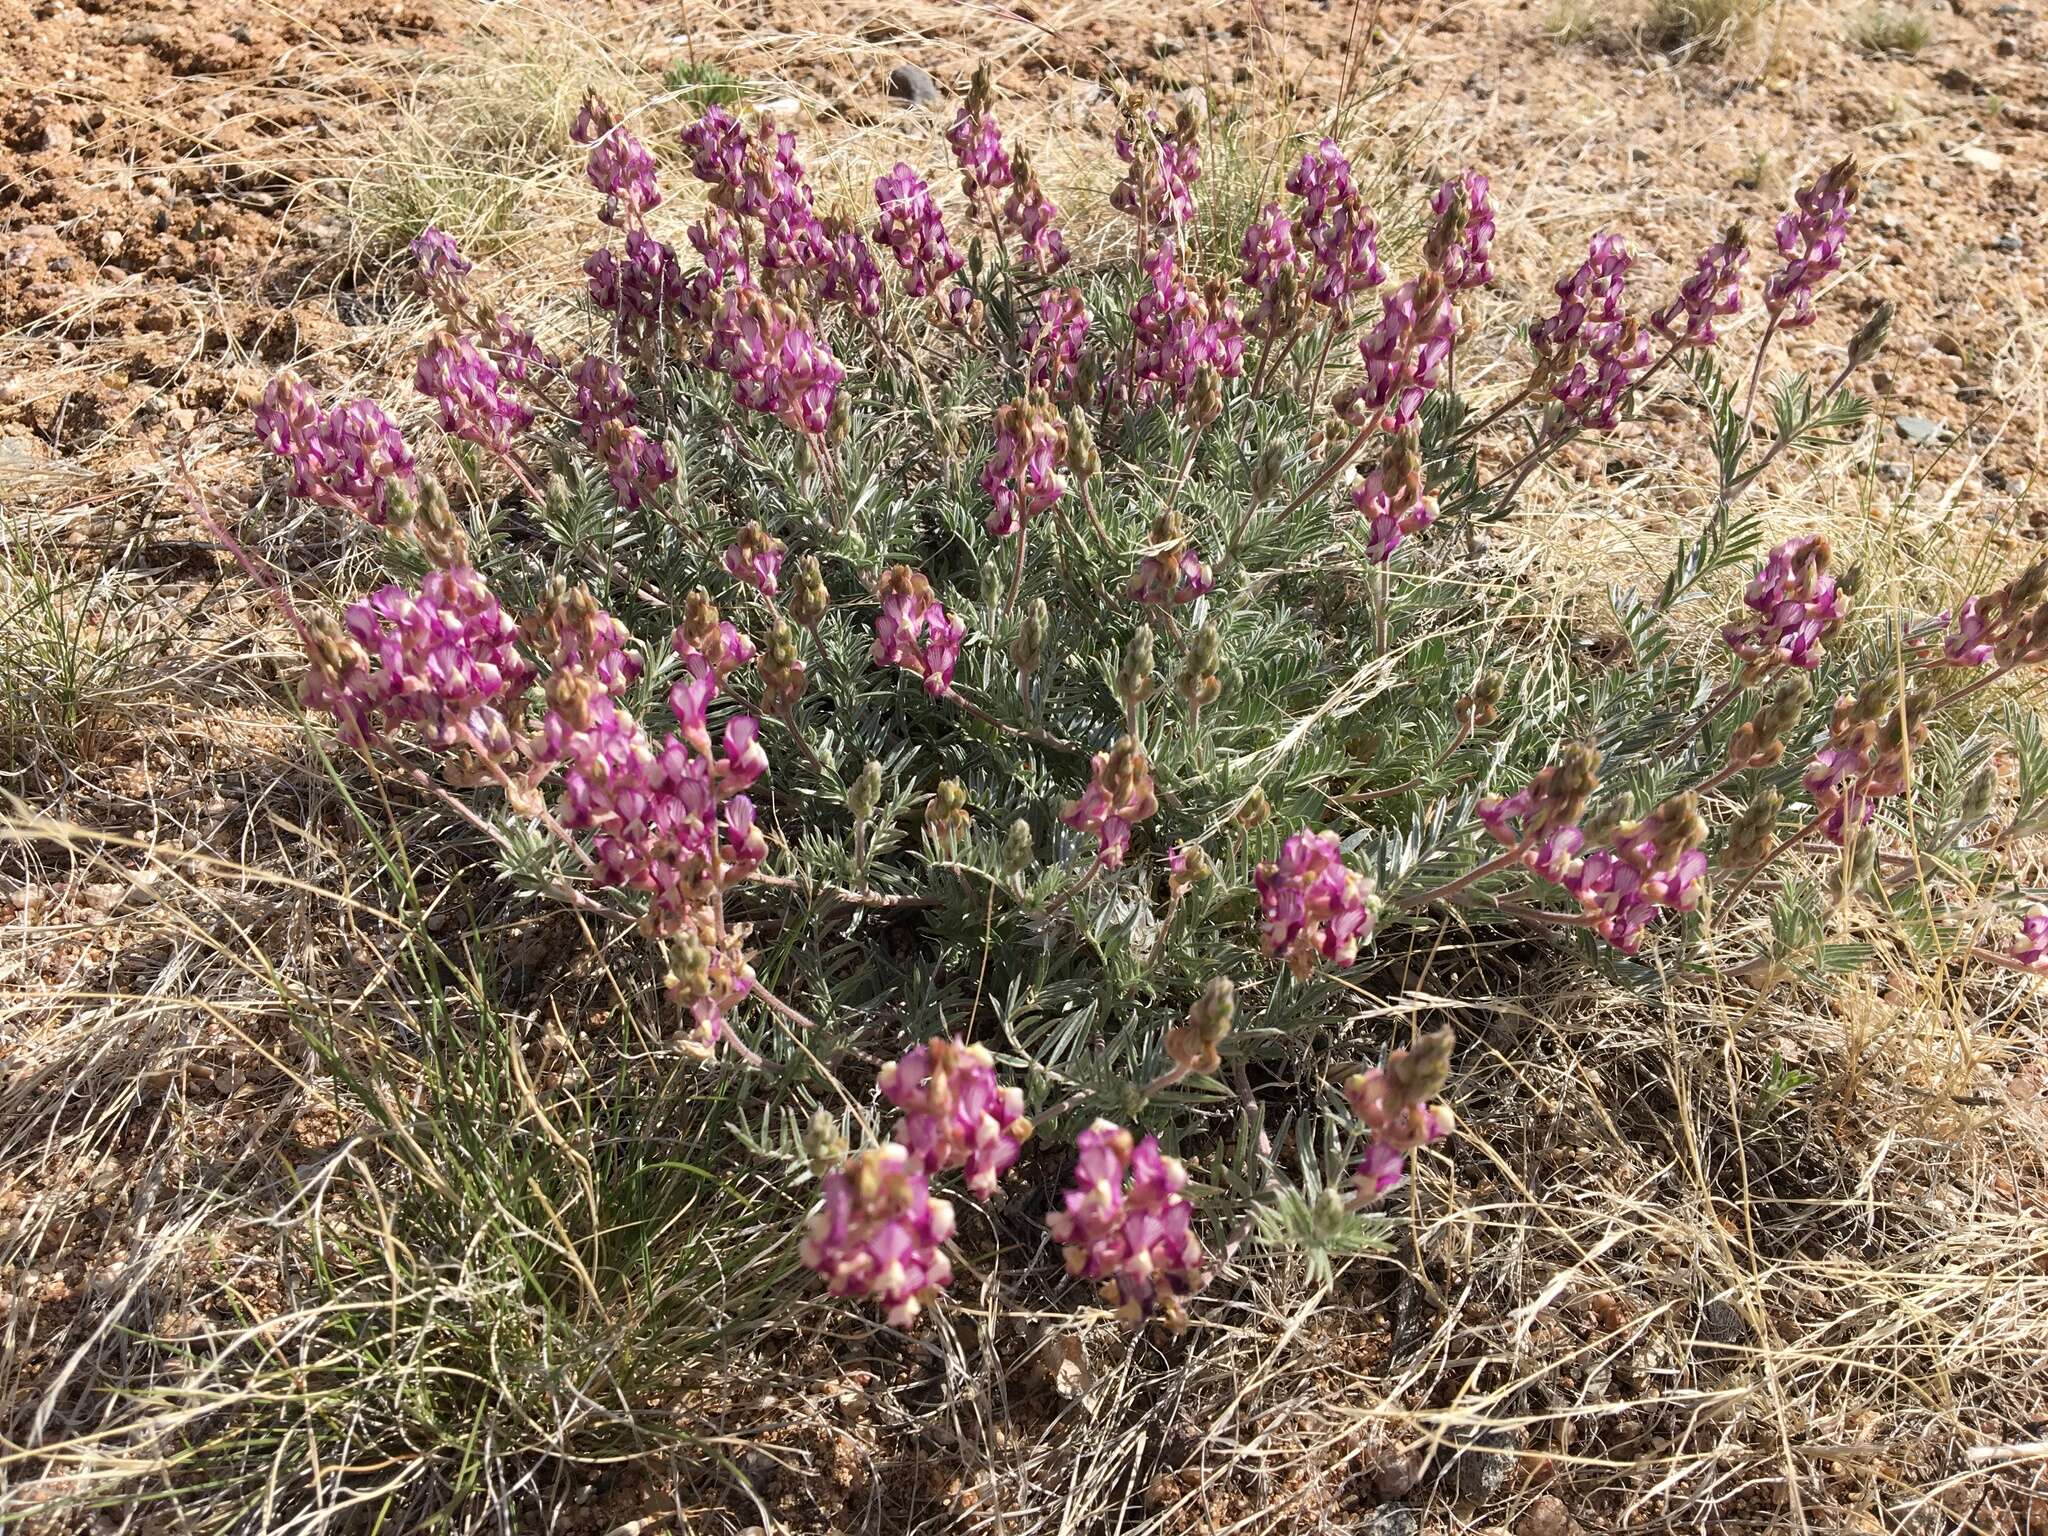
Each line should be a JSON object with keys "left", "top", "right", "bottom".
{"left": 4, "top": 0, "right": 2045, "bottom": 1531}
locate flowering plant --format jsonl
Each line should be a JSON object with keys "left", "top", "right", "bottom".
{"left": 248, "top": 87, "right": 2043, "bottom": 1343}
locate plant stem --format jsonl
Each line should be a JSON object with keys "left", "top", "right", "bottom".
{"left": 1396, "top": 842, "right": 1531, "bottom": 911}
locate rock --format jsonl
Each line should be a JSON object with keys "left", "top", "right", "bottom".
{"left": 1994, "top": 233, "right": 2022, "bottom": 251}
{"left": 1150, "top": 33, "right": 1185, "bottom": 56}
{"left": 886, "top": 63, "right": 939, "bottom": 106}
{"left": 1878, "top": 460, "right": 1908, "bottom": 483}
{"left": 1893, "top": 414, "right": 1946, "bottom": 444}
{"left": 1518, "top": 1494, "right": 1573, "bottom": 1536}
{"left": 1448, "top": 1427, "right": 1520, "bottom": 1504}
{"left": 1935, "top": 65, "right": 1986, "bottom": 93}
{"left": 1359, "top": 1507, "right": 1420, "bottom": 1536}
{"left": 1959, "top": 144, "right": 2004, "bottom": 171}
{"left": 1997, "top": 35, "right": 2018, "bottom": 53}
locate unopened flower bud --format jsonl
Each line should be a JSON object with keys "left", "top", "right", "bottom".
{"left": 1723, "top": 787, "right": 1782, "bottom": 868}
{"left": 1176, "top": 621, "right": 1223, "bottom": 710}
{"left": 1957, "top": 761, "right": 1996, "bottom": 826}
{"left": 1010, "top": 596, "right": 1049, "bottom": 678}
{"left": 1165, "top": 975, "right": 1235, "bottom": 1074}
{"left": 760, "top": 621, "right": 808, "bottom": 713}
{"left": 925, "top": 777, "right": 970, "bottom": 853}
{"left": 1236, "top": 785, "right": 1272, "bottom": 830}
{"left": 828, "top": 389, "right": 853, "bottom": 446}
{"left": 1188, "top": 363, "right": 1223, "bottom": 428}
{"left": 848, "top": 758, "right": 883, "bottom": 822}
{"left": 1116, "top": 624, "right": 1158, "bottom": 711}
{"left": 1847, "top": 300, "right": 1893, "bottom": 369}
{"left": 1386, "top": 1026, "right": 1454, "bottom": 1104}
{"left": 804, "top": 1109, "right": 849, "bottom": 1179}
{"left": 1459, "top": 671, "right": 1504, "bottom": 729}
{"left": 1064, "top": 406, "right": 1101, "bottom": 484}
{"left": 789, "top": 553, "right": 831, "bottom": 630}
{"left": 1837, "top": 562, "right": 1866, "bottom": 598}
{"left": 1251, "top": 442, "right": 1287, "bottom": 504}
{"left": 1167, "top": 841, "right": 1212, "bottom": 896}
{"left": 1003, "top": 817, "right": 1036, "bottom": 877}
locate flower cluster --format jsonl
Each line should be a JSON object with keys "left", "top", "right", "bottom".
{"left": 723, "top": 520, "right": 786, "bottom": 596}
{"left": 1530, "top": 233, "right": 1651, "bottom": 431}
{"left": 575, "top": 103, "right": 663, "bottom": 229}
{"left": 1062, "top": 735, "right": 1159, "bottom": 867}
{"left": 1344, "top": 272, "right": 1456, "bottom": 432}
{"left": 873, "top": 565, "right": 964, "bottom": 697}
{"left": 706, "top": 284, "right": 845, "bottom": 435}
{"left": 1046, "top": 1120, "right": 1206, "bottom": 1329}
{"left": 301, "top": 564, "right": 532, "bottom": 765}
{"left": 1530, "top": 793, "right": 1710, "bottom": 952}
{"left": 1239, "top": 201, "right": 1309, "bottom": 340}
{"left": 585, "top": 228, "right": 689, "bottom": 353}
{"left": 1109, "top": 103, "right": 1200, "bottom": 234}
{"left": 799, "top": 1145, "right": 956, "bottom": 1328}
{"left": 1023, "top": 287, "right": 1090, "bottom": 397}
{"left": 1722, "top": 535, "right": 1848, "bottom": 680}
{"left": 1127, "top": 507, "right": 1214, "bottom": 606}
{"left": 410, "top": 225, "right": 472, "bottom": 315}
{"left": 880, "top": 1037, "right": 1033, "bottom": 1198}
{"left": 1477, "top": 743, "right": 1602, "bottom": 868}
{"left": 1425, "top": 170, "right": 1495, "bottom": 293}
{"left": 256, "top": 372, "right": 417, "bottom": 526}
{"left": 1352, "top": 431, "right": 1437, "bottom": 563}
{"left": 873, "top": 163, "right": 965, "bottom": 299}
{"left": 1938, "top": 558, "right": 2048, "bottom": 669}
{"left": 1653, "top": 224, "right": 1748, "bottom": 350}
{"left": 1003, "top": 152, "right": 1071, "bottom": 273}
{"left": 567, "top": 354, "right": 674, "bottom": 511}
{"left": 1254, "top": 830, "right": 1377, "bottom": 979}
{"left": 982, "top": 398, "right": 1068, "bottom": 537}
{"left": 415, "top": 332, "right": 534, "bottom": 457}
{"left": 1763, "top": 157, "right": 1858, "bottom": 330}
{"left": 1286, "top": 138, "right": 1387, "bottom": 312}
{"left": 540, "top": 589, "right": 766, "bottom": 1047}
{"left": 1124, "top": 240, "right": 1245, "bottom": 410}
{"left": 1345, "top": 1029, "right": 1455, "bottom": 1201}
{"left": 1803, "top": 680, "right": 1929, "bottom": 844}
{"left": 946, "top": 67, "right": 1014, "bottom": 193}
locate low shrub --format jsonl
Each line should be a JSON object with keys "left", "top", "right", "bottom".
{"left": 244, "top": 80, "right": 2041, "bottom": 1358}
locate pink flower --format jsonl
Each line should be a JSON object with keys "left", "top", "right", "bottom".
{"left": 1764, "top": 158, "right": 1857, "bottom": 330}
{"left": 1110, "top": 110, "right": 1200, "bottom": 233}
{"left": 820, "top": 219, "right": 883, "bottom": 317}
{"left": 873, "top": 565, "right": 964, "bottom": 697}
{"left": 1126, "top": 509, "right": 1212, "bottom": 606}
{"left": 1653, "top": 225, "right": 1747, "bottom": 349}
{"left": 679, "top": 103, "right": 748, "bottom": 192}
{"left": 303, "top": 564, "right": 533, "bottom": 761}
{"left": 800, "top": 1145, "right": 956, "bottom": 1327}
{"left": 1023, "top": 287, "right": 1090, "bottom": 397}
{"left": 414, "top": 332, "right": 533, "bottom": 456}
{"left": 981, "top": 398, "right": 1067, "bottom": 537}
{"left": 1346, "top": 273, "right": 1455, "bottom": 432}
{"left": 706, "top": 285, "right": 845, "bottom": 435}
{"left": 409, "top": 226, "right": 472, "bottom": 314}
{"left": 1723, "top": 535, "right": 1846, "bottom": 678}
{"left": 1004, "top": 168, "right": 1070, "bottom": 273}
{"left": 723, "top": 521, "right": 786, "bottom": 596}
{"left": 2011, "top": 906, "right": 2048, "bottom": 972}
{"left": 1254, "top": 830, "right": 1376, "bottom": 978}
{"left": 1344, "top": 1043, "right": 1454, "bottom": 1204}
{"left": 585, "top": 228, "right": 689, "bottom": 351}
{"left": 584, "top": 121, "right": 662, "bottom": 228}
{"left": 1352, "top": 432, "right": 1436, "bottom": 564}
{"left": 1123, "top": 240, "right": 1245, "bottom": 411}
{"left": 1061, "top": 736, "right": 1158, "bottom": 868}
{"left": 1047, "top": 1120, "right": 1206, "bottom": 1329}
{"left": 1428, "top": 170, "right": 1495, "bottom": 292}
{"left": 1286, "top": 140, "right": 1385, "bottom": 311}
{"left": 945, "top": 103, "right": 1013, "bottom": 192}
{"left": 880, "top": 1037, "right": 1032, "bottom": 1198}
{"left": 873, "top": 163, "right": 964, "bottom": 298}
{"left": 1240, "top": 201, "right": 1308, "bottom": 338}
{"left": 256, "top": 373, "right": 419, "bottom": 527}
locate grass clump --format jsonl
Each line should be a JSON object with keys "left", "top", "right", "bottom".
{"left": 1848, "top": 3, "right": 1934, "bottom": 55}
{"left": 1643, "top": 0, "right": 1763, "bottom": 56}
